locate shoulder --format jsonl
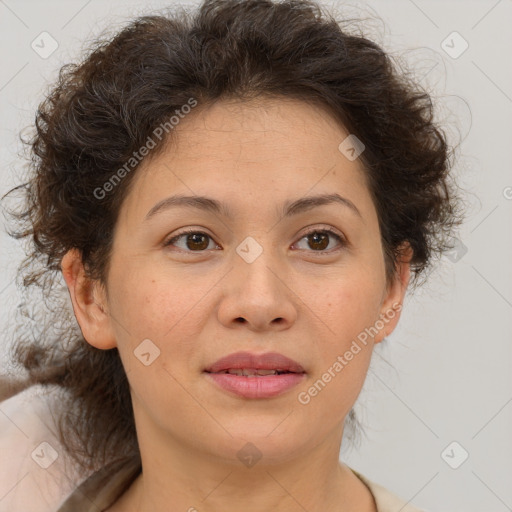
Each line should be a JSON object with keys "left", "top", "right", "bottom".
{"left": 0, "top": 383, "right": 140, "bottom": 512}
{"left": 56, "top": 456, "right": 141, "bottom": 512}
{"left": 0, "top": 384, "right": 89, "bottom": 512}
{"left": 349, "top": 467, "right": 428, "bottom": 512}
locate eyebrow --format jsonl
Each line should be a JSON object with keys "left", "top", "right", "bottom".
{"left": 144, "top": 193, "right": 362, "bottom": 222}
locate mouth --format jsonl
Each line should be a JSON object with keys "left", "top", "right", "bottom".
{"left": 204, "top": 351, "right": 306, "bottom": 398}
{"left": 206, "top": 368, "right": 299, "bottom": 376}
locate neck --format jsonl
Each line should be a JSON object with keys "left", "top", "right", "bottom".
{"left": 107, "top": 417, "right": 376, "bottom": 512}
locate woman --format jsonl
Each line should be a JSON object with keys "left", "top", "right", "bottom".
{"left": 3, "top": 0, "right": 463, "bottom": 510}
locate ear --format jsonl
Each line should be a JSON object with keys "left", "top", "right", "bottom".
{"left": 61, "top": 248, "right": 117, "bottom": 350}
{"left": 373, "top": 242, "right": 413, "bottom": 344}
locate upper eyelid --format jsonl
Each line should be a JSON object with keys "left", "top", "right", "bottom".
{"left": 165, "top": 229, "right": 219, "bottom": 248}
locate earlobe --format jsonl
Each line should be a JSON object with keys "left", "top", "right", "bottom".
{"left": 373, "top": 242, "right": 413, "bottom": 344}
{"left": 61, "top": 249, "right": 117, "bottom": 350}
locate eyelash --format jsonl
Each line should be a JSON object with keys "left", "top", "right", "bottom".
{"left": 163, "top": 226, "right": 346, "bottom": 255}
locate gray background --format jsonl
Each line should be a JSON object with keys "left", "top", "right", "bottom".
{"left": 1, "top": 1, "right": 511, "bottom": 511}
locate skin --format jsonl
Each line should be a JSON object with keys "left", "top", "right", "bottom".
{"left": 62, "top": 97, "right": 411, "bottom": 512}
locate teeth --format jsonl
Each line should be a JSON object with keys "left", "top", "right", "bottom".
{"left": 223, "top": 368, "right": 288, "bottom": 376}
{"left": 252, "top": 369, "right": 279, "bottom": 376}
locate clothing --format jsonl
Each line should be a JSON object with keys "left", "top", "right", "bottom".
{"left": 0, "top": 385, "right": 425, "bottom": 511}
{"left": 57, "top": 455, "right": 425, "bottom": 512}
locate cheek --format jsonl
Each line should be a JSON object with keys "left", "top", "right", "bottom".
{"left": 299, "top": 268, "right": 384, "bottom": 395}
{"left": 297, "top": 282, "right": 380, "bottom": 422}
{"left": 107, "top": 258, "right": 170, "bottom": 334}
{"left": 311, "top": 270, "right": 384, "bottom": 341}
{"left": 105, "top": 271, "right": 208, "bottom": 411}
{"left": 106, "top": 264, "right": 213, "bottom": 366}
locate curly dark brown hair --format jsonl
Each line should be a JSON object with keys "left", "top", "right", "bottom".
{"left": 3, "top": 0, "right": 464, "bottom": 473}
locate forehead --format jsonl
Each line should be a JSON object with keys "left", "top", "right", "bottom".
{"left": 168, "top": 96, "right": 349, "bottom": 153}
{"left": 119, "top": 97, "right": 375, "bottom": 223}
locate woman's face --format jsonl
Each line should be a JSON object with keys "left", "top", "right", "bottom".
{"left": 70, "top": 97, "right": 409, "bottom": 465}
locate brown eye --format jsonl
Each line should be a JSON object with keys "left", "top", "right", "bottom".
{"left": 293, "top": 228, "right": 345, "bottom": 253}
{"left": 185, "top": 233, "right": 210, "bottom": 251}
{"left": 307, "top": 231, "right": 329, "bottom": 251}
{"left": 164, "top": 230, "right": 217, "bottom": 252}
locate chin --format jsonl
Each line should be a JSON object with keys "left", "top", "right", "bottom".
{"left": 205, "top": 422, "right": 307, "bottom": 463}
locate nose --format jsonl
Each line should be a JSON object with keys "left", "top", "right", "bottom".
{"left": 217, "top": 248, "right": 298, "bottom": 333}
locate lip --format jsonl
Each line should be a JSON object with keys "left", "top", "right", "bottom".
{"left": 204, "top": 351, "right": 305, "bottom": 374}
{"left": 204, "top": 351, "right": 306, "bottom": 399}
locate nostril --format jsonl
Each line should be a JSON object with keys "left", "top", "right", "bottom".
{"left": 235, "top": 317, "right": 245, "bottom": 323}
